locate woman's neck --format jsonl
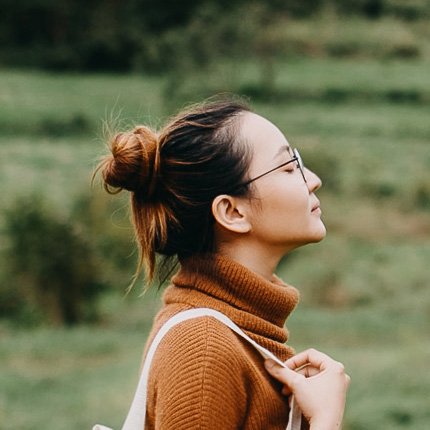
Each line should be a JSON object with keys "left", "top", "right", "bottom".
{"left": 215, "top": 241, "right": 285, "bottom": 281}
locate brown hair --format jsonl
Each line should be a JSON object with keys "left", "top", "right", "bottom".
{"left": 95, "top": 97, "right": 252, "bottom": 288}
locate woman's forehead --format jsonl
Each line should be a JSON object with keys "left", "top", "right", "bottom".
{"left": 273, "top": 144, "right": 293, "bottom": 159}
{"left": 242, "top": 112, "right": 291, "bottom": 158}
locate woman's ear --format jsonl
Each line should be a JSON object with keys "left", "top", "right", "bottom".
{"left": 212, "top": 195, "right": 251, "bottom": 234}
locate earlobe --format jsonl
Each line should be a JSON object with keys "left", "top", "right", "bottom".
{"left": 212, "top": 195, "right": 251, "bottom": 234}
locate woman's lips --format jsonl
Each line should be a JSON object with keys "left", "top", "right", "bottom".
{"left": 311, "top": 200, "right": 321, "bottom": 214}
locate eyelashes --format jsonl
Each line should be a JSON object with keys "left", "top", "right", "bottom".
{"left": 284, "top": 162, "right": 301, "bottom": 174}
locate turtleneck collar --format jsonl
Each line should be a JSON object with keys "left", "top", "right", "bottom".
{"left": 162, "top": 254, "right": 299, "bottom": 359}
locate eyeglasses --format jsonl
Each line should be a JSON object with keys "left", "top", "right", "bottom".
{"left": 242, "top": 148, "right": 307, "bottom": 186}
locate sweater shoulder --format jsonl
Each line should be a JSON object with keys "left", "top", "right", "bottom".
{"left": 151, "top": 314, "right": 248, "bottom": 369}
{"left": 146, "top": 315, "right": 249, "bottom": 429}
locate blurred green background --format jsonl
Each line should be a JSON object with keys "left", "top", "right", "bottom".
{"left": 0, "top": 1, "right": 429, "bottom": 429}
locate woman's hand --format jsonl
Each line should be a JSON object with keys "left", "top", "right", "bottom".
{"left": 264, "top": 348, "right": 350, "bottom": 430}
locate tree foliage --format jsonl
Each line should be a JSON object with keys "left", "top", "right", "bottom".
{"left": 0, "top": 0, "right": 428, "bottom": 71}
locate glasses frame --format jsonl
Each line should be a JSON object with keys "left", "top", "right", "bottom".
{"left": 241, "top": 148, "right": 307, "bottom": 187}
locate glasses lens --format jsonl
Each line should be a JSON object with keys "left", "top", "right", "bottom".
{"left": 293, "top": 148, "right": 307, "bottom": 183}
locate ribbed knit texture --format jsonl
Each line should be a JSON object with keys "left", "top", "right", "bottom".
{"left": 143, "top": 254, "right": 306, "bottom": 430}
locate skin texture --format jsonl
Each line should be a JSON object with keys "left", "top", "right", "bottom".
{"left": 212, "top": 112, "right": 349, "bottom": 429}
{"left": 212, "top": 112, "right": 326, "bottom": 280}
{"left": 265, "top": 350, "right": 350, "bottom": 430}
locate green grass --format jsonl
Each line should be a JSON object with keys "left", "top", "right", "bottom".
{"left": 278, "top": 16, "right": 430, "bottom": 61}
{"left": 287, "top": 305, "right": 430, "bottom": 417}
{"left": 0, "top": 70, "right": 166, "bottom": 136}
{"left": 0, "top": 55, "right": 429, "bottom": 430}
{"left": 0, "top": 289, "right": 163, "bottom": 430}
{"left": 0, "top": 137, "right": 100, "bottom": 213}
{"left": 246, "top": 57, "right": 430, "bottom": 96}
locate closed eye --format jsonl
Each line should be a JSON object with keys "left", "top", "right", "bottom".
{"left": 241, "top": 155, "right": 299, "bottom": 186}
{"left": 279, "top": 158, "right": 298, "bottom": 174}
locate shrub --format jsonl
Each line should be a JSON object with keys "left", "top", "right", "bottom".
{"left": 71, "top": 190, "right": 137, "bottom": 287}
{"left": 2, "top": 196, "right": 105, "bottom": 326}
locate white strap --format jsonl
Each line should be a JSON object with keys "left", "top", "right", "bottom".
{"left": 94, "top": 308, "right": 301, "bottom": 430}
{"left": 287, "top": 396, "right": 302, "bottom": 430}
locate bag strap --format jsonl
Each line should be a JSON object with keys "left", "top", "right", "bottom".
{"left": 120, "top": 307, "right": 301, "bottom": 430}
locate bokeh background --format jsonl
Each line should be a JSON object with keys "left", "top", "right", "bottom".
{"left": 1, "top": 1, "right": 429, "bottom": 429}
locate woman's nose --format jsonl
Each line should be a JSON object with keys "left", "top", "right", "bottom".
{"left": 305, "top": 168, "right": 322, "bottom": 193}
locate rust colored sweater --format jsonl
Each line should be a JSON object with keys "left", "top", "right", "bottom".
{"left": 143, "top": 254, "right": 305, "bottom": 430}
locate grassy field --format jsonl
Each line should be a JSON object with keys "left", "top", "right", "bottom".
{"left": 0, "top": 56, "right": 429, "bottom": 430}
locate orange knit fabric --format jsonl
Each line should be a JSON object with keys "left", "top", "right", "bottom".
{"left": 143, "top": 254, "right": 305, "bottom": 430}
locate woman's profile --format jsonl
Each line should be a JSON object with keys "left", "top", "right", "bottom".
{"left": 95, "top": 97, "right": 350, "bottom": 430}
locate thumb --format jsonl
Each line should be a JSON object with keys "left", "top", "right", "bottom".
{"left": 264, "top": 359, "right": 301, "bottom": 388}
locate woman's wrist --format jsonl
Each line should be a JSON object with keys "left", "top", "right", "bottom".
{"left": 309, "top": 419, "right": 342, "bottom": 430}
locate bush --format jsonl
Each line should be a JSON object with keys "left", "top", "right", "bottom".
{"left": 1, "top": 196, "right": 105, "bottom": 326}
{"left": 71, "top": 190, "right": 137, "bottom": 287}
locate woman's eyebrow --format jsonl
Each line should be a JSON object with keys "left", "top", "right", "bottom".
{"left": 273, "top": 145, "right": 292, "bottom": 159}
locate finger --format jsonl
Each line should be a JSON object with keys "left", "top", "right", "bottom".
{"left": 264, "top": 359, "right": 304, "bottom": 387}
{"left": 346, "top": 374, "right": 351, "bottom": 386}
{"left": 285, "top": 348, "right": 331, "bottom": 369}
{"left": 285, "top": 348, "right": 332, "bottom": 371}
{"left": 294, "top": 364, "right": 321, "bottom": 378}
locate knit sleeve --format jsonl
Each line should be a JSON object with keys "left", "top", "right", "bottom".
{"left": 146, "top": 316, "right": 249, "bottom": 430}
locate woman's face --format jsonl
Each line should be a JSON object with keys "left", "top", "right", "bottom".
{"left": 240, "top": 112, "right": 326, "bottom": 253}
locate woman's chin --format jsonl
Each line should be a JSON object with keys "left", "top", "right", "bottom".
{"left": 310, "top": 223, "right": 327, "bottom": 243}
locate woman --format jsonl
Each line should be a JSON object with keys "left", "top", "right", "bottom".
{"left": 96, "top": 97, "right": 349, "bottom": 430}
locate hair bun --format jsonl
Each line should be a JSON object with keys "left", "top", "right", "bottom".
{"left": 102, "top": 125, "right": 160, "bottom": 196}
